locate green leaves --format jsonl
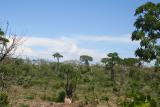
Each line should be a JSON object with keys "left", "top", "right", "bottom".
{"left": 0, "top": 91, "right": 9, "bottom": 107}
{"left": 135, "top": 2, "right": 157, "bottom": 16}
{"left": 101, "top": 52, "right": 120, "bottom": 67}
{"left": 123, "top": 58, "right": 140, "bottom": 66}
{"left": 132, "top": 2, "right": 160, "bottom": 63}
{"left": 131, "top": 30, "right": 145, "bottom": 41}
{"left": 80, "top": 55, "right": 93, "bottom": 68}
{"left": 80, "top": 55, "right": 93, "bottom": 62}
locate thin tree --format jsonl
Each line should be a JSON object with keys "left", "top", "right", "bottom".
{"left": 52, "top": 52, "right": 63, "bottom": 71}
{"left": 101, "top": 52, "right": 120, "bottom": 81}
{"left": 80, "top": 55, "right": 93, "bottom": 71}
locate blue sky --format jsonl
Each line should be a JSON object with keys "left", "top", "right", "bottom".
{"left": 0, "top": 0, "right": 159, "bottom": 62}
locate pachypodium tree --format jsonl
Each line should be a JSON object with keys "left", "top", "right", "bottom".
{"left": 102, "top": 52, "right": 120, "bottom": 81}
{"left": 131, "top": 2, "right": 160, "bottom": 71}
{"left": 80, "top": 55, "right": 93, "bottom": 71}
{"left": 52, "top": 52, "right": 63, "bottom": 71}
{"left": 101, "top": 57, "right": 108, "bottom": 71}
{"left": 60, "top": 64, "right": 80, "bottom": 101}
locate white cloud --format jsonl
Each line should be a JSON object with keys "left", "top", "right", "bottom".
{"left": 16, "top": 36, "right": 105, "bottom": 62}
{"left": 15, "top": 34, "right": 136, "bottom": 62}
{"left": 74, "top": 34, "right": 136, "bottom": 43}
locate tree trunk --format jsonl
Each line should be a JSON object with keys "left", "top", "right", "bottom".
{"left": 56, "top": 58, "right": 59, "bottom": 72}
{"left": 111, "top": 67, "right": 114, "bottom": 81}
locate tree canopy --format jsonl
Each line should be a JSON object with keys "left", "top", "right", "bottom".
{"left": 53, "top": 53, "right": 63, "bottom": 59}
{"left": 131, "top": 2, "right": 160, "bottom": 63}
{"left": 80, "top": 55, "right": 93, "bottom": 66}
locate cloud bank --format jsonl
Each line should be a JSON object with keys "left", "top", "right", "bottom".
{"left": 15, "top": 34, "right": 137, "bottom": 62}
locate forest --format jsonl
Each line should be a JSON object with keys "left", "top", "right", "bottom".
{"left": 0, "top": 1, "right": 160, "bottom": 107}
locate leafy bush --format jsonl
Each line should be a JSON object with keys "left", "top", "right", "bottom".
{"left": 121, "top": 90, "right": 157, "bottom": 107}
{"left": 17, "top": 76, "right": 32, "bottom": 88}
{"left": 0, "top": 91, "right": 9, "bottom": 107}
{"left": 55, "top": 90, "right": 66, "bottom": 102}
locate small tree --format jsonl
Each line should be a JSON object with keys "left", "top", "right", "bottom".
{"left": 0, "top": 28, "right": 21, "bottom": 62}
{"left": 52, "top": 52, "right": 63, "bottom": 71}
{"left": 60, "top": 64, "right": 79, "bottom": 100}
{"left": 131, "top": 2, "right": 160, "bottom": 71}
{"left": 80, "top": 55, "right": 93, "bottom": 71}
{"left": 102, "top": 52, "right": 120, "bottom": 81}
{"left": 0, "top": 26, "right": 22, "bottom": 90}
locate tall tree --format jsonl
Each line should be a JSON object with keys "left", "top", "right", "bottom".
{"left": 52, "top": 52, "right": 63, "bottom": 71}
{"left": 131, "top": 2, "right": 160, "bottom": 71}
{"left": 80, "top": 55, "right": 93, "bottom": 71}
{"left": 102, "top": 52, "right": 120, "bottom": 81}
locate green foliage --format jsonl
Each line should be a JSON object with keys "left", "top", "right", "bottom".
{"left": 55, "top": 90, "right": 66, "bottom": 102}
{"left": 17, "top": 76, "right": 32, "bottom": 88}
{"left": 0, "top": 57, "right": 160, "bottom": 106}
{"left": 132, "top": 2, "right": 160, "bottom": 64}
{"left": 0, "top": 91, "right": 9, "bottom": 107}
{"left": 102, "top": 52, "right": 120, "bottom": 81}
{"left": 100, "top": 95, "right": 109, "bottom": 102}
{"left": 59, "top": 64, "right": 80, "bottom": 98}
{"left": 123, "top": 58, "right": 140, "bottom": 67}
{"left": 80, "top": 55, "right": 93, "bottom": 70}
{"left": 121, "top": 91, "right": 157, "bottom": 107}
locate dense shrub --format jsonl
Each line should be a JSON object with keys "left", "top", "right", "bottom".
{"left": 55, "top": 90, "right": 66, "bottom": 102}
{"left": 0, "top": 91, "right": 9, "bottom": 107}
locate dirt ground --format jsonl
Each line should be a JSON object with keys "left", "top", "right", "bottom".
{"left": 12, "top": 100, "right": 118, "bottom": 107}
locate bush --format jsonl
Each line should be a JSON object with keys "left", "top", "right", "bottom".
{"left": 0, "top": 91, "right": 9, "bottom": 107}
{"left": 55, "top": 90, "right": 66, "bottom": 102}
{"left": 121, "top": 90, "right": 157, "bottom": 107}
{"left": 100, "top": 95, "right": 109, "bottom": 102}
{"left": 17, "top": 76, "right": 32, "bottom": 88}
